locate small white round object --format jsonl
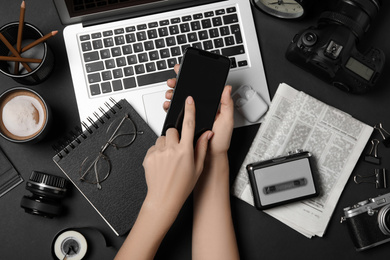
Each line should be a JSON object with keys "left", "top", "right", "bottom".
{"left": 53, "top": 230, "right": 88, "bottom": 260}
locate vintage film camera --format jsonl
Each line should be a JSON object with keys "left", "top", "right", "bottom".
{"left": 341, "top": 193, "right": 390, "bottom": 251}
{"left": 247, "top": 150, "right": 319, "bottom": 210}
{"left": 286, "top": 0, "right": 385, "bottom": 94}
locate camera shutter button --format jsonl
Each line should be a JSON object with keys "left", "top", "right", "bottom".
{"left": 302, "top": 32, "right": 317, "bottom": 47}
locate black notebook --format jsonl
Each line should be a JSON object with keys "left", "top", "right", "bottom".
{"left": 53, "top": 99, "right": 157, "bottom": 236}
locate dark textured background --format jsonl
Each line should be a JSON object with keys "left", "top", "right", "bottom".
{"left": 1, "top": 0, "right": 389, "bottom": 259}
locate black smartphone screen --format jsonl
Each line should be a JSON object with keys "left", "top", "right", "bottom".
{"left": 161, "top": 47, "right": 231, "bottom": 141}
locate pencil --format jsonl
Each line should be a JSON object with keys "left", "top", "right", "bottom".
{"left": 0, "top": 32, "right": 32, "bottom": 72}
{"left": 0, "top": 56, "right": 42, "bottom": 63}
{"left": 21, "top": 30, "right": 58, "bottom": 53}
{"left": 15, "top": 1, "right": 26, "bottom": 74}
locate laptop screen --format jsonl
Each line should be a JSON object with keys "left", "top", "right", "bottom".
{"left": 64, "top": 0, "right": 165, "bottom": 18}
{"left": 54, "top": 0, "right": 211, "bottom": 25}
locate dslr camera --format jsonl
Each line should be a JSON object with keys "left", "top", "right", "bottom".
{"left": 286, "top": 0, "right": 385, "bottom": 94}
{"left": 341, "top": 192, "right": 390, "bottom": 251}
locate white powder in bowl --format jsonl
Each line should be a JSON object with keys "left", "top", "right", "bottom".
{"left": 2, "top": 95, "right": 45, "bottom": 137}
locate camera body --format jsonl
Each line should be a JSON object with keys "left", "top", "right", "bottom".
{"left": 341, "top": 193, "right": 390, "bottom": 251}
{"left": 286, "top": 0, "right": 385, "bottom": 94}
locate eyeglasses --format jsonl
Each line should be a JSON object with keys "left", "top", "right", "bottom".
{"left": 79, "top": 114, "right": 143, "bottom": 189}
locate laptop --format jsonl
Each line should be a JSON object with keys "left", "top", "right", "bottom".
{"left": 54, "top": 0, "right": 270, "bottom": 134}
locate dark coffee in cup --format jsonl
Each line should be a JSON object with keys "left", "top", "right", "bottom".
{"left": 0, "top": 87, "right": 49, "bottom": 143}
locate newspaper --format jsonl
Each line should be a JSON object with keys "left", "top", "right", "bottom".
{"left": 232, "top": 83, "right": 373, "bottom": 238}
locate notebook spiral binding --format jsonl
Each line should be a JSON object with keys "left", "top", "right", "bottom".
{"left": 52, "top": 98, "right": 122, "bottom": 159}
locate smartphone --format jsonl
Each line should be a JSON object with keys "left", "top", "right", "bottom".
{"left": 161, "top": 47, "right": 231, "bottom": 141}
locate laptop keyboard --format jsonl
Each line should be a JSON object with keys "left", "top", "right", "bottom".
{"left": 79, "top": 5, "right": 248, "bottom": 97}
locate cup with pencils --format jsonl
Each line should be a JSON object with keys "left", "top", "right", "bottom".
{"left": 0, "top": 1, "right": 56, "bottom": 85}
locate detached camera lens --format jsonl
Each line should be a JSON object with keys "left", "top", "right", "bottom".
{"left": 302, "top": 32, "right": 317, "bottom": 47}
{"left": 378, "top": 204, "right": 390, "bottom": 235}
{"left": 20, "top": 171, "right": 68, "bottom": 218}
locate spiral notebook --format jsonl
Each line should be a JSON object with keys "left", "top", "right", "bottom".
{"left": 53, "top": 99, "right": 157, "bottom": 236}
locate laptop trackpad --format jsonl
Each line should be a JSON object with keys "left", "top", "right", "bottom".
{"left": 143, "top": 91, "right": 167, "bottom": 135}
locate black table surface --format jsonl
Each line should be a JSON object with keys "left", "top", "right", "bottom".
{"left": 1, "top": 0, "right": 390, "bottom": 259}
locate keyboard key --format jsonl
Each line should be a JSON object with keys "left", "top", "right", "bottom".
{"left": 182, "top": 15, "right": 192, "bottom": 21}
{"left": 122, "top": 45, "right": 132, "bottom": 54}
{"left": 138, "top": 53, "right": 148, "bottom": 63}
{"left": 88, "top": 73, "right": 101, "bottom": 83}
{"left": 224, "top": 36, "right": 235, "bottom": 46}
{"left": 112, "top": 69, "right": 123, "bottom": 79}
{"left": 86, "top": 61, "right": 104, "bottom": 73}
{"left": 169, "top": 25, "right": 180, "bottom": 35}
{"left": 90, "top": 84, "right": 100, "bottom": 95}
{"left": 147, "top": 29, "right": 158, "bottom": 39}
{"left": 123, "top": 77, "right": 136, "bottom": 89}
{"left": 114, "top": 35, "right": 125, "bottom": 45}
{"left": 221, "top": 45, "right": 245, "bottom": 56}
{"left": 137, "top": 69, "right": 176, "bottom": 86}
{"left": 193, "top": 13, "right": 203, "bottom": 19}
{"left": 201, "top": 19, "right": 212, "bottom": 29}
{"left": 111, "top": 47, "right": 122, "bottom": 57}
{"left": 188, "top": 33, "right": 198, "bottom": 42}
{"left": 137, "top": 24, "right": 147, "bottom": 30}
{"left": 203, "top": 40, "right": 213, "bottom": 50}
{"left": 216, "top": 9, "right": 225, "bottom": 15}
{"left": 204, "top": 11, "right": 214, "bottom": 17}
{"left": 80, "top": 35, "right": 90, "bottom": 41}
{"left": 238, "top": 60, "right": 248, "bottom": 67}
{"left": 171, "top": 18, "right": 180, "bottom": 24}
{"left": 158, "top": 27, "right": 169, "bottom": 37}
{"left": 114, "top": 28, "right": 124, "bottom": 34}
{"left": 166, "top": 37, "right": 176, "bottom": 46}
{"left": 149, "top": 51, "right": 159, "bottom": 61}
{"left": 214, "top": 38, "right": 224, "bottom": 48}
{"left": 223, "top": 14, "right": 239, "bottom": 25}
{"left": 102, "top": 71, "right": 112, "bottom": 81}
{"left": 146, "top": 62, "right": 156, "bottom": 72}
{"left": 230, "top": 57, "right": 237, "bottom": 68}
{"left": 135, "top": 64, "right": 145, "bottom": 74}
{"left": 148, "top": 22, "right": 158, "bottom": 28}
{"left": 167, "top": 58, "right": 177, "bottom": 68}
{"left": 227, "top": 7, "right": 237, "bottom": 13}
{"left": 209, "top": 28, "right": 219, "bottom": 38}
{"left": 212, "top": 17, "right": 223, "bottom": 26}
{"left": 105, "top": 59, "right": 115, "bottom": 69}
{"left": 133, "top": 43, "right": 144, "bottom": 52}
{"left": 103, "top": 38, "right": 114, "bottom": 47}
{"left": 170, "top": 46, "right": 181, "bottom": 56}
{"left": 176, "top": 34, "right": 187, "bottom": 44}
{"left": 198, "top": 31, "right": 208, "bottom": 40}
{"left": 231, "top": 24, "right": 243, "bottom": 44}
{"left": 155, "top": 39, "right": 165, "bottom": 48}
{"left": 190, "top": 21, "right": 201, "bottom": 31}
{"left": 127, "top": 55, "right": 137, "bottom": 64}
{"left": 93, "top": 39, "right": 103, "bottom": 49}
{"left": 180, "top": 23, "right": 190, "bottom": 33}
{"left": 126, "top": 33, "right": 136, "bottom": 43}
{"left": 92, "top": 32, "right": 102, "bottom": 39}
{"left": 103, "top": 30, "right": 113, "bottom": 36}
{"left": 116, "top": 57, "right": 126, "bottom": 67}
{"left": 101, "top": 82, "right": 112, "bottom": 93}
{"left": 144, "top": 41, "right": 154, "bottom": 50}
{"left": 125, "top": 26, "right": 136, "bottom": 32}
{"left": 112, "top": 80, "right": 123, "bottom": 91}
{"left": 136, "top": 31, "right": 147, "bottom": 41}
{"left": 83, "top": 51, "right": 99, "bottom": 62}
{"left": 159, "top": 20, "right": 169, "bottom": 26}
{"left": 100, "top": 49, "right": 111, "bottom": 59}
{"left": 220, "top": 26, "right": 230, "bottom": 36}
{"left": 160, "top": 49, "right": 170, "bottom": 58}
{"left": 124, "top": 67, "right": 134, "bottom": 76}
{"left": 81, "top": 42, "right": 92, "bottom": 52}
{"left": 156, "top": 60, "right": 167, "bottom": 70}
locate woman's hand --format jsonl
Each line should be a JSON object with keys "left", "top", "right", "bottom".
{"left": 143, "top": 96, "right": 213, "bottom": 216}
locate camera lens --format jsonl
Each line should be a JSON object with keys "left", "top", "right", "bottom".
{"left": 20, "top": 171, "right": 68, "bottom": 218}
{"left": 378, "top": 204, "right": 390, "bottom": 235}
{"left": 319, "top": 0, "right": 381, "bottom": 39}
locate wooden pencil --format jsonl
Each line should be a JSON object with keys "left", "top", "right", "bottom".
{"left": 15, "top": 1, "right": 26, "bottom": 74}
{"left": 21, "top": 30, "right": 58, "bottom": 53}
{"left": 0, "top": 32, "right": 32, "bottom": 72}
{"left": 0, "top": 56, "right": 42, "bottom": 63}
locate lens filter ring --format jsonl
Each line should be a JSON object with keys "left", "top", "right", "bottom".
{"left": 378, "top": 204, "right": 390, "bottom": 235}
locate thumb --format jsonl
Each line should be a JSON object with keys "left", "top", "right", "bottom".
{"left": 194, "top": 131, "right": 213, "bottom": 175}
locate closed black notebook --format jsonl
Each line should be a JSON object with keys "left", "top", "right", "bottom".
{"left": 53, "top": 99, "right": 157, "bottom": 236}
